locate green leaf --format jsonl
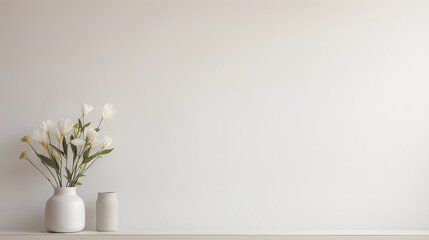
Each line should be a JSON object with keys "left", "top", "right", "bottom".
{"left": 70, "top": 136, "right": 77, "bottom": 160}
{"left": 50, "top": 144, "right": 64, "bottom": 157}
{"left": 78, "top": 118, "right": 83, "bottom": 130}
{"left": 62, "top": 137, "right": 68, "bottom": 157}
{"left": 82, "top": 155, "right": 96, "bottom": 164}
{"left": 72, "top": 174, "right": 85, "bottom": 187}
{"left": 83, "top": 147, "right": 91, "bottom": 159}
{"left": 95, "top": 128, "right": 100, "bottom": 132}
{"left": 99, "top": 148, "right": 114, "bottom": 155}
{"left": 83, "top": 122, "right": 91, "bottom": 129}
{"left": 75, "top": 174, "right": 85, "bottom": 180}
{"left": 37, "top": 153, "right": 58, "bottom": 170}
{"left": 65, "top": 167, "right": 72, "bottom": 180}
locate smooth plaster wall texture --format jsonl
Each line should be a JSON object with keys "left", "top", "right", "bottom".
{"left": 1, "top": 0, "right": 429, "bottom": 229}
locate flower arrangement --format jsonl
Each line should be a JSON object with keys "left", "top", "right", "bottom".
{"left": 20, "top": 103, "right": 117, "bottom": 187}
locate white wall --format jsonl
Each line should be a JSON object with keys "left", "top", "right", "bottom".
{"left": 1, "top": 0, "right": 429, "bottom": 230}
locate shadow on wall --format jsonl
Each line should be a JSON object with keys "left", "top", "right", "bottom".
{"left": 84, "top": 199, "right": 96, "bottom": 231}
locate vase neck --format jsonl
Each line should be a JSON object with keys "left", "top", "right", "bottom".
{"left": 54, "top": 187, "right": 76, "bottom": 195}
{"left": 98, "top": 192, "right": 117, "bottom": 198}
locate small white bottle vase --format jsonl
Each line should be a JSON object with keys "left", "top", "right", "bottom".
{"left": 96, "top": 192, "right": 118, "bottom": 232}
{"left": 45, "top": 187, "right": 85, "bottom": 233}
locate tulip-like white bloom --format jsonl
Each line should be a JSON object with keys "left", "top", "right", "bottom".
{"left": 90, "top": 138, "right": 102, "bottom": 154}
{"left": 40, "top": 120, "right": 55, "bottom": 134}
{"left": 102, "top": 103, "right": 117, "bottom": 119}
{"left": 71, "top": 138, "right": 86, "bottom": 146}
{"left": 81, "top": 104, "right": 93, "bottom": 116}
{"left": 54, "top": 127, "right": 62, "bottom": 142}
{"left": 57, "top": 119, "right": 74, "bottom": 136}
{"left": 102, "top": 135, "right": 113, "bottom": 149}
{"left": 84, "top": 127, "right": 99, "bottom": 142}
{"left": 91, "top": 137, "right": 102, "bottom": 149}
{"left": 31, "top": 128, "right": 49, "bottom": 148}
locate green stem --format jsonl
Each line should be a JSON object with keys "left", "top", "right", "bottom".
{"left": 82, "top": 156, "right": 100, "bottom": 174}
{"left": 46, "top": 147, "right": 62, "bottom": 187}
{"left": 25, "top": 158, "right": 55, "bottom": 187}
{"left": 63, "top": 137, "right": 68, "bottom": 183}
{"left": 82, "top": 115, "right": 85, "bottom": 140}
{"left": 47, "top": 133, "right": 62, "bottom": 186}
{"left": 26, "top": 142, "right": 59, "bottom": 186}
{"left": 71, "top": 144, "right": 86, "bottom": 186}
{"left": 58, "top": 140, "right": 64, "bottom": 186}
{"left": 96, "top": 117, "right": 104, "bottom": 129}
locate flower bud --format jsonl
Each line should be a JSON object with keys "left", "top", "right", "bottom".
{"left": 19, "top": 151, "right": 27, "bottom": 160}
{"left": 21, "top": 136, "right": 29, "bottom": 142}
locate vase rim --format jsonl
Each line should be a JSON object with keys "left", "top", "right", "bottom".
{"left": 98, "top": 192, "right": 117, "bottom": 197}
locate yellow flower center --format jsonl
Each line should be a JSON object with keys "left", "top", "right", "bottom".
{"left": 19, "top": 151, "right": 27, "bottom": 160}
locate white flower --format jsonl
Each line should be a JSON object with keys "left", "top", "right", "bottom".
{"left": 56, "top": 119, "right": 74, "bottom": 136}
{"left": 90, "top": 138, "right": 102, "bottom": 154}
{"left": 40, "top": 120, "right": 55, "bottom": 134}
{"left": 84, "top": 127, "right": 99, "bottom": 142}
{"left": 91, "top": 137, "right": 102, "bottom": 149}
{"left": 54, "top": 127, "right": 62, "bottom": 142}
{"left": 102, "top": 103, "right": 117, "bottom": 119}
{"left": 102, "top": 135, "right": 113, "bottom": 149}
{"left": 71, "top": 138, "right": 86, "bottom": 146}
{"left": 31, "top": 128, "right": 49, "bottom": 148}
{"left": 81, "top": 104, "right": 93, "bottom": 116}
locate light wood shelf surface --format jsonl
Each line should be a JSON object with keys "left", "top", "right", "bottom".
{"left": 2, "top": 228, "right": 429, "bottom": 240}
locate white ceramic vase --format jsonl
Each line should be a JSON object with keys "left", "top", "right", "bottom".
{"left": 96, "top": 192, "right": 118, "bottom": 231}
{"left": 45, "top": 187, "right": 85, "bottom": 232}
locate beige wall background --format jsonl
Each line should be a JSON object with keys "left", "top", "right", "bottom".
{"left": 1, "top": 0, "right": 429, "bottom": 229}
